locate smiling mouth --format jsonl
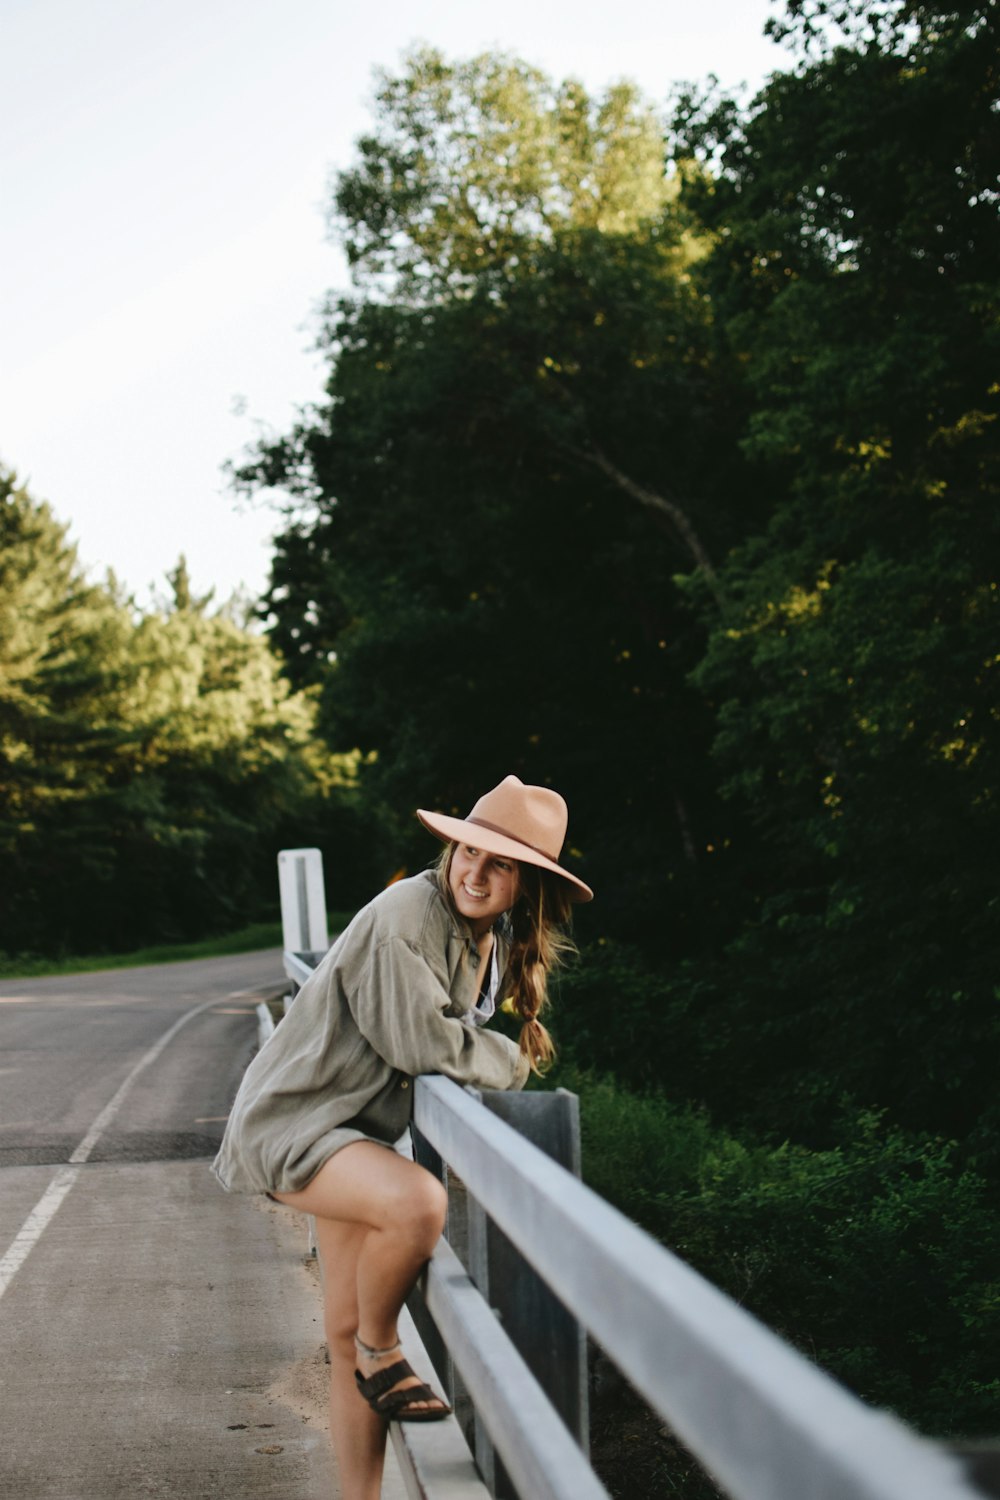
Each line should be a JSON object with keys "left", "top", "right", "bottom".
{"left": 462, "top": 883, "right": 488, "bottom": 900}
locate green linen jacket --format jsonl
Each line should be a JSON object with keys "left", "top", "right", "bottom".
{"left": 212, "top": 869, "right": 528, "bottom": 1195}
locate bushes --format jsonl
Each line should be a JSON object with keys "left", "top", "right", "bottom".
{"left": 556, "top": 1066, "right": 1000, "bottom": 1440}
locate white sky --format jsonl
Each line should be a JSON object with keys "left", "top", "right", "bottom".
{"left": 1, "top": 0, "right": 787, "bottom": 608}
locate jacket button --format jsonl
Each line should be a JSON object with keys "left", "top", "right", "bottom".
{"left": 400, "top": 1080, "right": 409, "bottom": 1089}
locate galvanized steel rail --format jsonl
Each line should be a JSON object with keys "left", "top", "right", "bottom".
{"left": 412, "top": 1075, "right": 985, "bottom": 1500}
{"left": 275, "top": 858, "right": 989, "bottom": 1500}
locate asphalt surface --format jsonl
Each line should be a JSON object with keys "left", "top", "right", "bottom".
{"left": 0, "top": 952, "right": 407, "bottom": 1499}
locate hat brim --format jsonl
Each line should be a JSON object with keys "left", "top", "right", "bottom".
{"left": 416, "top": 810, "right": 593, "bottom": 902}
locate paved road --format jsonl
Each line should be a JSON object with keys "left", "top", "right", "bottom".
{"left": 0, "top": 952, "right": 384, "bottom": 1500}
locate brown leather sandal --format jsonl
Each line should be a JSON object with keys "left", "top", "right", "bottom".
{"left": 354, "top": 1358, "right": 452, "bottom": 1423}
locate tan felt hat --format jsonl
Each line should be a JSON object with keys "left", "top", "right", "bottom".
{"left": 417, "top": 775, "right": 593, "bottom": 903}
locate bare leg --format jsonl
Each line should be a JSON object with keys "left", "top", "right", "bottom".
{"left": 273, "top": 1142, "right": 448, "bottom": 1500}
{"left": 313, "top": 1217, "right": 387, "bottom": 1500}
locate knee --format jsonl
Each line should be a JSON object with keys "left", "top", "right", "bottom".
{"left": 397, "top": 1170, "right": 447, "bottom": 1251}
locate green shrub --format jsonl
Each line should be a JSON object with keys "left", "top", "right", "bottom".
{"left": 554, "top": 1067, "right": 1000, "bottom": 1440}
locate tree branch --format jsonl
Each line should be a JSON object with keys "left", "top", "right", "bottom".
{"left": 568, "top": 441, "right": 725, "bottom": 610}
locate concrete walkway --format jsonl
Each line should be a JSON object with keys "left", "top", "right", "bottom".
{"left": 0, "top": 952, "right": 410, "bottom": 1499}
{"left": 2, "top": 1157, "right": 412, "bottom": 1498}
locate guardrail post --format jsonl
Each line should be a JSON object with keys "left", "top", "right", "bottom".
{"left": 408, "top": 1129, "right": 457, "bottom": 1407}
{"left": 412, "top": 1088, "right": 588, "bottom": 1499}
{"left": 277, "top": 847, "right": 329, "bottom": 956}
{"left": 474, "top": 1089, "right": 588, "bottom": 1499}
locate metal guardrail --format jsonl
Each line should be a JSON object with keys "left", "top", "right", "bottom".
{"left": 272, "top": 855, "right": 992, "bottom": 1500}
{"left": 411, "top": 1076, "right": 989, "bottom": 1500}
{"left": 282, "top": 949, "right": 325, "bottom": 991}
{"left": 408, "top": 1086, "right": 589, "bottom": 1500}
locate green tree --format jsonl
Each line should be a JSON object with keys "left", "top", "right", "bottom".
{"left": 0, "top": 472, "right": 369, "bottom": 956}
{"left": 239, "top": 51, "right": 755, "bottom": 939}
{"left": 665, "top": 0, "right": 1000, "bottom": 1153}
{"left": 163, "top": 553, "right": 215, "bottom": 614}
{"left": 0, "top": 468, "right": 138, "bottom": 949}
{"left": 335, "top": 47, "right": 677, "bottom": 297}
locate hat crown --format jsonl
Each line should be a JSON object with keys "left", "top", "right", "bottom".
{"left": 416, "top": 774, "right": 592, "bottom": 900}
{"left": 467, "top": 775, "right": 567, "bottom": 862}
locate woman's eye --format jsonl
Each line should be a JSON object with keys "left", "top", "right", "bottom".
{"left": 495, "top": 860, "right": 512, "bottom": 872}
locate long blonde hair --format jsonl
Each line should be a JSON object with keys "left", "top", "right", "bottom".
{"left": 436, "top": 844, "right": 575, "bottom": 1074}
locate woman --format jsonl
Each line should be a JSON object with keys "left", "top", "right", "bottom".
{"left": 212, "top": 774, "right": 592, "bottom": 1500}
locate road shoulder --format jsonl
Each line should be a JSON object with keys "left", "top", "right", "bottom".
{"left": 2, "top": 1160, "right": 337, "bottom": 1497}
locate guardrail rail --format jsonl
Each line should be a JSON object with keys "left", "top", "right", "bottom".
{"left": 273, "top": 854, "right": 997, "bottom": 1500}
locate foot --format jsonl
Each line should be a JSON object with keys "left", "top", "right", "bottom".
{"left": 354, "top": 1336, "right": 450, "bottom": 1420}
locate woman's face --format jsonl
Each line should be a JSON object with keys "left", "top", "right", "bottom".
{"left": 449, "top": 844, "right": 519, "bottom": 937}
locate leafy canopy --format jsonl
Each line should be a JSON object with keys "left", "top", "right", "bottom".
{"left": 239, "top": 49, "right": 752, "bottom": 933}
{"left": 334, "top": 46, "right": 677, "bottom": 298}
{"left": 0, "top": 467, "right": 368, "bottom": 955}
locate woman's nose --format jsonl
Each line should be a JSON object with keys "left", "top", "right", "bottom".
{"left": 469, "top": 854, "right": 490, "bottom": 881}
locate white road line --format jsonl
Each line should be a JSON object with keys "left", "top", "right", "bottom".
{"left": 0, "top": 1165, "right": 79, "bottom": 1298}
{"left": 68, "top": 996, "right": 223, "bottom": 1164}
{"left": 0, "top": 994, "right": 237, "bottom": 1303}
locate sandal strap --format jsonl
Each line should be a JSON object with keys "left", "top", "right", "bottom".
{"left": 354, "top": 1361, "right": 451, "bottom": 1420}
{"left": 355, "top": 1358, "right": 416, "bottom": 1402}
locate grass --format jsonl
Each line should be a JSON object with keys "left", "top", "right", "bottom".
{"left": 0, "top": 922, "right": 285, "bottom": 979}
{"left": 0, "top": 912, "right": 357, "bottom": 979}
